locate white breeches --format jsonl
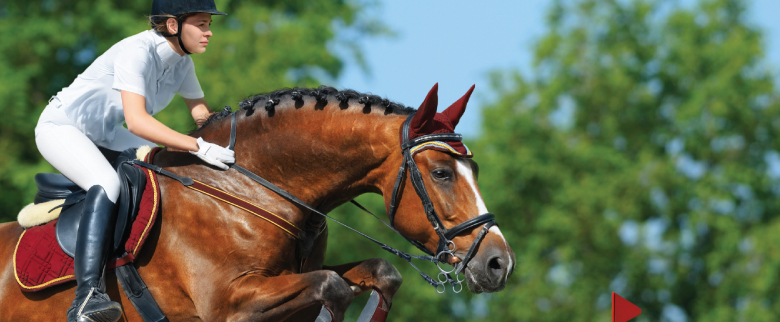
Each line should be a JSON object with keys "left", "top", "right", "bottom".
{"left": 35, "top": 102, "right": 154, "bottom": 203}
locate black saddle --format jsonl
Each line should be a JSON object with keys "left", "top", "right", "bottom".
{"left": 34, "top": 148, "right": 149, "bottom": 258}
{"left": 34, "top": 173, "right": 82, "bottom": 204}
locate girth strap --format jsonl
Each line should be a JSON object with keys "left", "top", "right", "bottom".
{"left": 115, "top": 264, "right": 169, "bottom": 322}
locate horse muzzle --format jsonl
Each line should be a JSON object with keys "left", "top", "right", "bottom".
{"left": 463, "top": 235, "right": 515, "bottom": 293}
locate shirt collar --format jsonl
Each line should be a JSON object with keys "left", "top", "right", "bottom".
{"left": 151, "top": 30, "right": 185, "bottom": 68}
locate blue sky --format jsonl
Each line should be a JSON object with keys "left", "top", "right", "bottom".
{"left": 337, "top": 0, "right": 780, "bottom": 138}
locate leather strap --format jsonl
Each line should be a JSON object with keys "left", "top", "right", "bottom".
{"left": 400, "top": 133, "right": 462, "bottom": 150}
{"left": 455, "top": 221, "right": 494, "bottom": 276}
{"left": 229, "top": 111, "right": 237, "bottom": 150}
{"left": 129, "top": 158, "right": 304, "bottom": 239}
{"left": 175, "top": 19, "right": 191, "bottom": 55}
{"left": 115, "top": 264, "right": 170, "bottom": 322}
{"left": 444, "top": 213, "right": 495, "bottom": 240}
{"left": 187, "top": 178, "right": 303, "bottom": 239}
{"left": 132, "top": 160, "right": 193, "bottom": 186}
{"left": 231, "top": 164, "right": 319, "bottom": 219}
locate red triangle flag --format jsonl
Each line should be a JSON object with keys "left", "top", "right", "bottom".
{"left": 612, "top": 292, "right": 641, "bottom": 322}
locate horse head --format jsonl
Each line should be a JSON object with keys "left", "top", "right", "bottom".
{"left": 383, "top": 83, "right": 516, "bottom": 293}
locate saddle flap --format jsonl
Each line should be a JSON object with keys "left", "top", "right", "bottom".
{"left": 115, "top": 160, "right": 148, "bottom": 252}
{"left": 55, "top": 201, "right": 85, "bottom": 258}
{"left": 55, "top": 147, "right": 148, "bottom": 258}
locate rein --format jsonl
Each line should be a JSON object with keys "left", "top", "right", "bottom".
{"left": 133, "top": 110, "right": 496, "bottom": 293}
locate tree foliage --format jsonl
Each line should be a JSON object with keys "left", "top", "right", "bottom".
{"left": 470, "top": 0, "right": 780, "bottom": 320}
{"left": 0, "top": 0, "right": 382, "bottom": 221}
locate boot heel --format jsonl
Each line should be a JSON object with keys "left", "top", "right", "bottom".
{"left": 71, "top": 288, "right": 123, "bottom": 322}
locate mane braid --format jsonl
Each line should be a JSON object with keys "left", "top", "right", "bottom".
{"left": 195, "top": 86, "right": 416, "bottom": 131}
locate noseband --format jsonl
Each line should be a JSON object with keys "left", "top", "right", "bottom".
{"left": 387, "top": 114, "right": 497, "bottom": 280}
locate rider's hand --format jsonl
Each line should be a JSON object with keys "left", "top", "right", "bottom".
{"left": 190, "top": 137, "right": 235, "bottom": 170}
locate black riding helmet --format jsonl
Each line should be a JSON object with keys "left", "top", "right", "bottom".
{"left": 151, "top": 0, "right": 227, "bottom": 55}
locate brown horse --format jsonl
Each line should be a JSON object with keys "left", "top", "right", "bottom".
{"left": 0, "top": 84, "right": 515, "bottom": 321}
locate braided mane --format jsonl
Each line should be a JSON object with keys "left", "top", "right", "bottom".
{"left": 199, "top": 86, "right": 416, "bottom": 129}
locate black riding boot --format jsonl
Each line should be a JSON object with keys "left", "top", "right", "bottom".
{"left": 66, "top": 185, "right": 123, "bottom": 322}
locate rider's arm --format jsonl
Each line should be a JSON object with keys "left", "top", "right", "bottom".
{"left": 183, "top": 97, "right": 213, "bottom": 128}
{"left": 122, "top": 90, "right": 199, "bottom": 152}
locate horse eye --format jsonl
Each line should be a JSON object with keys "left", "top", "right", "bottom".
{"left": 432, "top": 169, "right": 451, "bottom": 180}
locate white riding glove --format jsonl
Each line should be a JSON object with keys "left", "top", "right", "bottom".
{"left": 190, "top": 137, "right": 235, "bottom": 170}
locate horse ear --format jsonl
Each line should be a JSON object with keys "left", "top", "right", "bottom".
{"left": 442, "top": 84, "right": 474, "bottom": 128}
{"left": 411, "top": 83, "right": 439, "bottom": 134}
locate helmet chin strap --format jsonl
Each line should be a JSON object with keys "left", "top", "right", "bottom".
{"left": 175, "top": 19, "right": 192, "bottom": 55}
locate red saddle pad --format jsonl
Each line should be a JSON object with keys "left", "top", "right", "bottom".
{"left": 13, "top": 166, "right": 161, "bottom": 292}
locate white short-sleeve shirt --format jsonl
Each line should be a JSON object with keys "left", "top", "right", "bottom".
{"left": 55, "top": 29, "right": 204, "bottom": 147}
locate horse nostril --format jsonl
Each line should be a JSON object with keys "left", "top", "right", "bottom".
{"left": 488, "top": 256, "right": 503, "bottom": 270}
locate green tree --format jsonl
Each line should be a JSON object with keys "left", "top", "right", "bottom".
{"left": 0, "top": 0, "right": 384, "bottom": 222}
{"left": 472, "top": 0, "right": 780, "bottom": 321}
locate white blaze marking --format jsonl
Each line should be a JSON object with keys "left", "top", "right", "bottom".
{"left": 456, "top": 160, "right": 513, "bottom": 279}
{"left": 456, "top": 160, "right": 489, "bottom": 215}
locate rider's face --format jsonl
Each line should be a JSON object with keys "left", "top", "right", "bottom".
{"left": 176, "top": 13, "right": 213, "bottom": 54}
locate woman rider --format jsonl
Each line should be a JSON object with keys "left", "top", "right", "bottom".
{"left": 34, "top": 0, "right": 233, "bottom": 321}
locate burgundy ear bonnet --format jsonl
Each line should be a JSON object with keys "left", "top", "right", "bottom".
{"left": 407, "top": 83, "right": 474, "bottom": 158}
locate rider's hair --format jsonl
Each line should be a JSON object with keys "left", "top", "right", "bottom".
{"left": 149, "top": 13, "right": 198, "bottom": 34}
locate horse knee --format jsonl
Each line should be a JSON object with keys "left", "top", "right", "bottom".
{"left": 368, "top": 258, "right": 403, "bottom": 294}
{"left": 315, "top": 271, "right": 353, "bottom": 316}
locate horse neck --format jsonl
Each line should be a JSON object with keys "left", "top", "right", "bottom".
{"left": 222, "top": 104, "right": 405, "bottom": 213}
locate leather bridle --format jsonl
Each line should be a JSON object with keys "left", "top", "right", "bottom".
{"left": 387, "top": 114, "right": 497, "bottom": 278}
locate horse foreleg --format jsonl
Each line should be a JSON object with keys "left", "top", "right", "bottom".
{"left": 221, "top": 270, "right": 354, "bottom": 322}
{"left": 323, "top": 258, "right": 403, "bottom": 321}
